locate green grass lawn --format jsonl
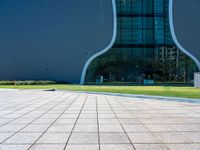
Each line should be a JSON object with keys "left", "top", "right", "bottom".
{"left": 0, "top": 85, "right": 200, "bottom": 99}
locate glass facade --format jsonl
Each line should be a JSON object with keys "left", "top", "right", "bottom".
{"left": 85, "top": 0, "right": 198, "bottom": 84}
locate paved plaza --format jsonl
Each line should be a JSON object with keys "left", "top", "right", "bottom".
{"left": 0, "top": 89, "right": 200, "bottom": 150}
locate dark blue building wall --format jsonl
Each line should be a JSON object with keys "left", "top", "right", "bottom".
{"left": 172, "top": 0, "right": 200, "bottom": 69}
{"left": 0, "top": 0, "right": 199, "bottom": 84}
{"left": 0, "top": 0, "right": 114, "bottom": 83}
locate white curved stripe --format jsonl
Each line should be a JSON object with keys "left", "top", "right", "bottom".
{"left": 80, "top": 0, "right": 117, "bottom": 84}
{"left": 169, "top": 0, "right": 200, "bottom": 70}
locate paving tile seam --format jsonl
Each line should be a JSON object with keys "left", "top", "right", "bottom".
{"left": 0, "top": 93, "right": 38, "bottom": 106}
{"left": 105, "top": 96, "right": 137, "bottom": 150}
{"left": 0, "top": 91, "right": 48, "bottom": 107}
{"left": 0, "top": 93, "right": 63, "bottom": 127}
{"left": 0, "top": 91, "right": 50, "bottom": 104}
{"left": 0, "top": 93, "right": 55, "bottom": 118}
{"left": 0, "top": 94, "right": 73, "bottom": 144}
{"left": 27, "top": 94, "right": 81, "bottom": 149}
{"left": 96, "top": 96, "right": 101, "bottom": 150}
{"left": 63, "top": 96, "right": 88, "bottom": 150}
{"left": 0, "top": 93, "right": 57, "bottom": 114}
{"left": 113, "top": 96, "right": 167, "bottom": 146}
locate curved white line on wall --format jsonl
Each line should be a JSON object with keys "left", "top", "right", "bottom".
{"left": 169, "top": 0, "right": 200, "bottom": 70}
{"left": 80, "top": 0, "right": 117, "bottom": 84}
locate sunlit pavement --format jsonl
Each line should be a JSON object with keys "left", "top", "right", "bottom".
{"left": 0, "top": 89, "right": 200, "bottom": 150}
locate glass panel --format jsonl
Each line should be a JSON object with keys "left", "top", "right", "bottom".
{"left": 121, "top": 0, "right": 132, "bottom": 14}
{"left": 132, "top": 29, "right": 143, "bottom": 44}
{"left": 143, "top": 0, "right": 153, "bottom": 13}
{"left": 132, "top": 17, "right": 142, "bottom": 28}
{"left": 143, "top": 29, "right": 154, "bottom": 44}
{"left": 85, "top": 0, "right": 198, "bottom": 84}
{"left": 155, "top": 17, "right": 164, "bottom": 28}
{"left": 143, "top": 17, "right": 154, "bottom": 28}
{"left": 155, "top": 28, "right": 164, "bottom": 44}
{"left": 154, "top": 0, "right": 164, "bottom": 13}
{"left": 132, "top": 0, "right": 142, "bottom": 14}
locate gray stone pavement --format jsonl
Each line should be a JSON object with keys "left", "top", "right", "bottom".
{"left": 0, "top": 89, "right": 200, "bottom": 150}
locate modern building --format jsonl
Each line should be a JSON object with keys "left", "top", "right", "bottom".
{"left": 0, "top": 0, "right": 199, "bottom": 84}
{"left": 85, "top": 0, "right": 200, "bottom": 84}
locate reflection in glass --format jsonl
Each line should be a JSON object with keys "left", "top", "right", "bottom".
{"left": 85, "top": 0, "right": 198, "bottom": 84}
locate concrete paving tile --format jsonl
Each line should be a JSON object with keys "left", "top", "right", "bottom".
{"left": 76, "top": 119, "right": 97, "bottom": 124}
{"left": 170, "top": 124, "right": 200, "bottom": 132}
{"left": 116, "top": 114, "right": 136, "bottom": 119}
{"left": 40, "top": 114, "right": 60, "bottom": 119}
{"left": 98, "top": 114, "right": 116, "bottom": 119}
{"left": 167, "top": 144, "right": 200, "bottom": 150}
{"left": 9, "top": 118, "right": 34, "bottom": 124}
{"left": 0, "top": 124, "right": 26, "bottom": 133}
{"left": 81, "top": 110, "right": 97, "bottom": 114}
{"left": 20, "top": 124, "right": 49, "bottom": 133}
{"left": 36, "top": 132, "right": 70, "bottom": 144}
{"left": 64, "top": 110, "right": 80, "bottom": 114}
{"left": 181, "top": 132, "right": 200, "bottom": 143}
{"left": 98, "top": 119, "right": 119, "bottom": 124}
{"left": 79, "top": 114, "right": 97, "bottom": 119}
{"left": 0, "top": 111, "right": 13, "bottom": 116}
{"left": 22, "top": 114, "right": 43, "bottom": 119}
{"left": 68, "top": 133, "right": 98, "bottom": 144}
{"left": 99, "top": 125, "right": 124, "bottom": 132}
{"left": 119, "top": 119, "right": 141, "bottom": 124}
{"left": 0, "top": 133, "right": 13, "bottom": 143}
{"left": 155, "top": 132, "right": 191, "bottom": 144}
{"left": 134, "top": 144, "right": 169, "bottom": 150}
{"left": 115, "top": 111, "right": 130, "bottom": 114}
{"left": 32, "top": 118, "right": 55, "bottom": 124}
{"left": 98, "top": 111, "right": 113, "bottom": 114}
{"left": 123, "top": 125, "right": 149, "bottom": 132}
{"left": 100, "top": 144, "right": 134, "bottom": 150}
{"left": 47, "top": 124, "right": 74, "bottom": 133}
{"left": 1, "top": 89, "right": 200, "bottom": 148}
{"left": 138, "top": 118, "right": 160, "bottom": 124}
{"left": 187, "top": 113, "right": 200, "bottom": 117}
{"left": 2, "top": 114, "right": 22, "bottom": 119}
{"left": 169, "top": 113, "right": 191, "bottom": 118}
{"left": 151, "top": 113, "right": 176, "bottom": 118}
{"left": 59, "top": 114, "right": 79, "bottom": 119}
{"left": 3, "top": 133, "right": 42, "bottom": 144}
{"left": 128, "top": 133, "right": 161, "bottom": 144}
{"left": 0, "top": 119, "right": 16, "bottom": 125}
{"left": 73, "top": 124, "right": 98, "bottom": 133}
{"left": 30, "top": 144, "right": 65, "bottom": 150}
{"left": 183, "top": 118, "right": 200, "bottom": 124}
{"left": 54, "top": 119, "right": 76, "bottom": 124}
{"left": 0, "top": 144, "right": 30, "bottom": 150}
{"left": 65, "top": 144, "right": 99, "bottom": 150}
{"left": 100, "top": 133, "right": 130, "bottom": 144}
{"left": 145, "top": 125, "right": 176, "bottom": 132}
{"left": 133, "top": 114, "right": 153, "bottom": 118}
